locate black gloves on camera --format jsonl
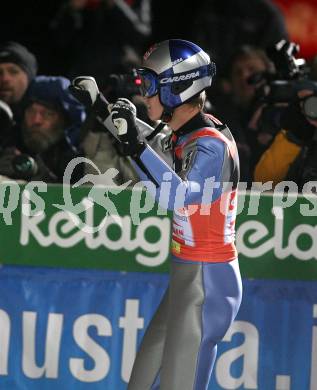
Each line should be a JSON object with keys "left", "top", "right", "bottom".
{"left": 280, "top": 102, "right": 316, "bottom": 144}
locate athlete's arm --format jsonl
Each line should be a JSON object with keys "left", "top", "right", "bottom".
{"left": 110, "top": 98, "right": 226, "bottom": 210}
{"left": 132, "top": 136, "right": 226, "bottom": 210}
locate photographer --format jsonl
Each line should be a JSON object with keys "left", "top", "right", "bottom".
{"left": 252, "top": 41, "right": 317, "bottom": 189}
{"left": 0, "top": 75, "right": 86, "bottom": 183}
{"left": 254, "top": 86, "right": 317, "bottom": 188}
{"left": 212, "top": 45, "right": 275, "bottom": 185}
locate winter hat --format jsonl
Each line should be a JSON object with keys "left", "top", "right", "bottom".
{"left": 0, "top": 41, "right": 38, "bottom": 80}
{"left": 26, "top": 76, "right": 87, "bottom": 148}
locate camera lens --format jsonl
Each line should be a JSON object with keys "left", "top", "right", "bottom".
{"left": 12, "top": 154, "right": 38, "bottom": 178}
{"left": 303, "top": 95, "right": 317, "bottom": 120}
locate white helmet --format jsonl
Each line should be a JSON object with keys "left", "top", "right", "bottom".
{"left": 137, "top": 39, "right": 216, "bottom": 112}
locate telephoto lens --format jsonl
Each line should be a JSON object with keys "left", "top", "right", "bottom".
{"left": 11, "top": 154, "right": 38, "bottom": 179}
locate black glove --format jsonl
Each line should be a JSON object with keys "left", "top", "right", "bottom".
{"left": 0, "top": 147, "right": 17, "bottom": 178}
{"left": 110, "top": 98, "right": 145, "bottom": 156}
{"left": 69, "top": 77, "right": 110, "bottom": 123}
{"left": 0, "top": 100, "right": 14, "bottom": 133}
{"left": 280, "top": 102, "right": 315, "bottom": 144}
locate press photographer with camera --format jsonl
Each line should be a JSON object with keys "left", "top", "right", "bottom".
{"left": 252, "top": 40, "right": 317, "bottom": 189}
{"left": 211, "top": 45, "right": 275, "bottom": 185}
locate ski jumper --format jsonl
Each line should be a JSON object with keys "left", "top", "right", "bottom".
{"left": 128, "top": 112, "right": 242, "bottom": 390}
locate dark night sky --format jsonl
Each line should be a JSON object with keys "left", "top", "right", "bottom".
{"left": 0, "top": 1, "right": 65, "bottom": 73}
{"left": 0, "top": 0, "right": 197, "bottom": 74}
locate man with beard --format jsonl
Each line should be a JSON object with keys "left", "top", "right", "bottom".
{"left": 0, "top": 75, "right": 86, "bottom": 182}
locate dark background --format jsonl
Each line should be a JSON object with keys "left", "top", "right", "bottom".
{"left": 0, "top": 0, "right": 197, "bottom": 74}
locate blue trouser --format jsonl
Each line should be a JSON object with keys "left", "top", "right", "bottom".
{"left": 128, "top": 257, "right": 242, "bottom": 390}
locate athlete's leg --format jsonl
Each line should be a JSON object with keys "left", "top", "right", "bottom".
{"left": 159, "top": 261, "right": 205, "bottom": 390}
{"left": 159, "top": 258, "right": 242, "bottom": 390}
{"left": 193, "top": 259, "right": 242, "bottom": 389}
{"left": 128, "top": 288, "right": 169, "bottom": 390}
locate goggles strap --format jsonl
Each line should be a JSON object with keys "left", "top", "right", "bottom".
{"left": 161, "top": 107, "right": 174, "bottom": 123}
{"left": 146, "top": 121, "right": 166, "bottom": 141}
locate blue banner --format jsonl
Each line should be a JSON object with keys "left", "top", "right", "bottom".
{"left": 0, "top": 266, "right": 315, "bottom": 389}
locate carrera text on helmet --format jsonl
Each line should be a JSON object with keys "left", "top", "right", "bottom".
{"left": 160, "top": 71, "right": 200, "bottom": 84}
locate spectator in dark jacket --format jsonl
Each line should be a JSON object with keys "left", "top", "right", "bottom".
{"left": 0, "top": 41, "right": 38, "bottom": 147}
{"left": 0, "top": 41, "right": 38, "bottom": 114}
{"left": 0, "top": 75, "right": 86, "bottom": 183}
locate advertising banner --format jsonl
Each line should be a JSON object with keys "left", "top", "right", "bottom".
{"left": 0, "top": 183, "right": 317, "bottom": 280}
{"left": 0, "top": 265, "right": 316, "bottom": 390}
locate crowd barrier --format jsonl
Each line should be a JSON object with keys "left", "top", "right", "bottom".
{"left": 0, "top": 183, "right": 316, "bottom": 389}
